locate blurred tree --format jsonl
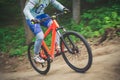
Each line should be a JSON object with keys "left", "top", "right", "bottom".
{"left": 73, "top": 0, "right": 80, "bottom": 24}
{"left": 20, "top": 0, "right": 34, "bottom": 44}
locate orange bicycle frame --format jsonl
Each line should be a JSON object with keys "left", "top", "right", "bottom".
{"left": 41, "top": 19, "right": 59, "bottom": 59}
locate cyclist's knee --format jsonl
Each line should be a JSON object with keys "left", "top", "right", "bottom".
{"left": 36, "top": 31, "right": 44, "bottom": 41}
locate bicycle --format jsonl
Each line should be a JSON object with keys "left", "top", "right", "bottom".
{"left": 28, "top": 12, "right": 92, "bottom": 75}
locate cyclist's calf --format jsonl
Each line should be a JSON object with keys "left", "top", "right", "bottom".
{"left": 34, "top": 32, "right": 44, "bottom": 54}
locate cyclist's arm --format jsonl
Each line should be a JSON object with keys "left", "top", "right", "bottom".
{"left": 51, "top": 0, "right": 65, "bottom": 11}
{"left": 23, "top": 0, "right": 37, "bottom": 20}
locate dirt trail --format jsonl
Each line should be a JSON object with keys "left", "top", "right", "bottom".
{"left": 0, "top": 39, "right": 120, "bottom": 80}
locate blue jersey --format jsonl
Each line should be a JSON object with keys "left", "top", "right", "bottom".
{"left": 23, "top": 0, "right": 65, "bottom": 20}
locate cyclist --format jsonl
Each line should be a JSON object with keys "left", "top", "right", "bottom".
{"left": 23, "top": 0, "right": 69, "bottom": 63}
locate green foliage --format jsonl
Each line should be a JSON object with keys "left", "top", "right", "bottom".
{"left": 68, "top": 4, "right": 120, "bottom": 38}
{"left": 9, "top": 46, "right": 28, "bottom": 56}
{"left": 0, "top": 26, "right": 26, "bottom": 56}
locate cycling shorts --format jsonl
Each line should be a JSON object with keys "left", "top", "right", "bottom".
{"left": 26, "top": 14, "right": 52, "bottom": 35}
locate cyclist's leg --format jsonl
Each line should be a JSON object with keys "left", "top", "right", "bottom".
{"left": 34, "top": 31, "right": 44, "bottom": 55}
{"left": 26, "top": 20, "right": 45, "bottom": 63}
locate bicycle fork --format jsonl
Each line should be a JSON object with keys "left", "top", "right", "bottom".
{"left": 56, "top": 27, "right": 75, "bottom": 54}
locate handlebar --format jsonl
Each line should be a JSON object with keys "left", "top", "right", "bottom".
{"left": 37, "top": 12, "right": 69, "bottom": 23}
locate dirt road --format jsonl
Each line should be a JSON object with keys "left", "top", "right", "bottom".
{"left": 0, "top": 39, "right": 120, "bottom": 80}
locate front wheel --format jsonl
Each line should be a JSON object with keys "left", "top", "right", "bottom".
{"left": 28, "top": 42, "right": 50, "bottom": 75}
{"left": 60, "top": 31, "right": 92, "bottom": 73}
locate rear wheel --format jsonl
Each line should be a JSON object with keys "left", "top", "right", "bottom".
{"left": 28, "top": 42, "right": 50, "bottom": 74}
{"left": 60, "top": 31, "right": 92, "bottom": 73}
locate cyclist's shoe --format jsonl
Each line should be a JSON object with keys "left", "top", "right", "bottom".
{"left": 55, "top": 46, "right": 69, "bottom": 57}
{"left": 34, "top": 54, "right": 45, "bottom": 63}
{"left": 63, "top": 48, "right": 68, "bottom": 52}
{"left": 55, "top": 46, "right": 61, "bottom": 57}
